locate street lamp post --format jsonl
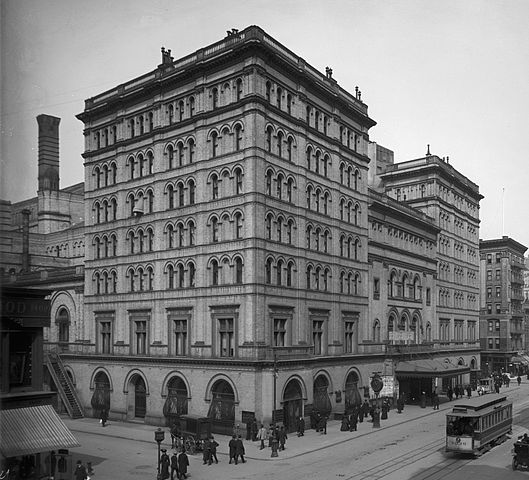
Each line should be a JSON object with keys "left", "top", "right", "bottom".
{"left": 154, "top": 427, "right": 165, "bottom": 480}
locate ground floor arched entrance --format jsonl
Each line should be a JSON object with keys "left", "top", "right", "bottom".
{"left": 282, "top": 379, "right": 303, "bottom": 433}
{"left": 313, "top": 375, "right": 332, "bottom": 418}
{"left": 344, "top": 371, "right": 363, "bottom": 414}
{"left": 126, "top": 374, "right": 146, "bottom": 420}
{"left": 91, "top": 371, "right": 111, "bottom": 419}
{"left": 163, "top": 376, "right": 188, "bottom": 426}
{"left": 207, "top": 379, "right": 235, "bottom": 435}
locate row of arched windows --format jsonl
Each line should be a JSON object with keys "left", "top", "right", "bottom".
{"left": 306, "top": 224, "right": 331, "bottom": 253}
{"left": 128, "top": 112, "right": 155, "bottom": 139}
{"left": 94, "top": 234, "right": 117, "bottom": 258}
{"left": 167, "top": 95, "right": 195, "bottom": 124}
{"left": 306, "top": 105, "right": 330, "bottom": 136}
{"left": 339, "top": 198, "right": 361, "bottom": 225}
{"left": 94, "top": 162, "right": 117, "bottom": 188}
{"left": 306, "top": 184, "right": 331, "bottom": 214}
{"left": 91, "top": 259, "right": 366, "bottom": 295}
{"left": 339, "top": 234, "right": 361, "bottom": 259}
{"left": 127, "top": 151, "right": 154, "bottom": 180}
{"left": 265, "top": 81, "right": 294, "bottom": 115}
{"left": 265, "top": 124, "right": 295, "bottom": 161}
{"left": 388, "top": 271, "right": 422, "bottom": 300}
{"left": 306, "top": 145, "right": 331, "bottom": 177}
{"left": 209, "top": 166, "right": 243, "bottom": 200}
{"left": 127, "top": 228, "right": 154, "bottom": 254}
{"left": 93, "top": 197, "right": 118, "bottom": 224}
{"left": 266, "top": 213, "right": 295, "bottom": 244}
{"left": 265, "top": 168, "right": 295, "bottom": 202}
{"left": 166, "top": 179, "right": 196, "bottom": 209}
{"left": 339, "top": 162, "right": 361, "bottom": 190}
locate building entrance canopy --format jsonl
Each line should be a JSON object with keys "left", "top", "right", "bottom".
{"left": 0, "top": 405, "right": 80, "bottom": 458}
{"left": 395, "top": 359, "right": 470, "bottom": 379}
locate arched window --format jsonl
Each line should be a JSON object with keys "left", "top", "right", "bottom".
{"left": 287, "top": 137, "right": 293, "bottom": 161}
{"left": 276, "top": 174, "right": 283, "bottom": 200}
{"left": 211, "top": 132, "right": 218, "bottom": 157}
{"left": 266, "top": 171, "right": 273, "bottom": 195}
{"left": 188, "top": 139, "right": 195, "bottom": 163}
{"left": 306, "top": 265, "right": 312, "bottom": 289}
{"left": 276, "top": 259, "right": 283, "bottom": 285}
{"left": 168, "top": 104, "right": 174, "bottom": 124}
{"left": 265, "top": 258, "right": 273, "bottom": 284}
{"left": 235, "top": 168, "right": 243, "bottom": 195}
{"left": 236, "top": 78, "right": 243, "bottom": 101}
{"left": 286, "top": 178, "right": 293, "bottom": 203}
{"left": 373, "top": 320, "right": 381, "bottom": 342}
{"left": 212, "top": 217, "right": 219, "bottom": 242}
{"left": 211, "top": 174, "right": 219, "bottom": 199}
{"left": 235, "top": 257, "right": 243, "bottom": 283}
{"left": 167, "top": 145, "right": 174, "bottom": 169}
{"left": 266, "top": 126, "right": 273, "bottom": 152}
{"left": 188, "top": 180, "right": 196, "bottom": 205}
{"left": 235, "top": 213, "right": 243, "bottom": 239}
{"left": 56, "top": 307, "right": 70, "bottom": 343}
{"left": 167, "top": 264, "right": 175, "bottom": 289}
{"left": 277, "top": 131, "right": 283, "bottom": 157}
{"left": 178, "top": 101, "right": 184, "bottom": 121}
{"left": 234, "top": 125, "right": 242, "bottom": 151}
{"left": 188, "top": 263, "right": 196, "bottom": 287}
{"left": 188, "top": 221, "right": 196, "bottom": 246}
{"left": 266, "top": 214, "right": 273, "bottom": 240}
{"left": 189, "top": 96, "right": 195, "bottom": 117}
{"left": 211, "top": 260, "right": 219, "bottom": 285}
{"left": 306, "top": 146, "right": 312, "bottom": 170}
{"left": 286, "top": 261, "right": 294, "bottom": 286}
{"left": 212, "top": 88, "right": 218, "bottom": 109}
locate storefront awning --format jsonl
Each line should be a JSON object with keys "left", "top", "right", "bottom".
{"left": 0, "top": 405, "right": 80, "bottom": 458}
{"left": 395, "top": 359, "right": 470, "bottom": 378}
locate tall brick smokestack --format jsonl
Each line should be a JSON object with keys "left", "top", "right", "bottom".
{"left": 37, "top": 114, "right": 61, "bottom": 191}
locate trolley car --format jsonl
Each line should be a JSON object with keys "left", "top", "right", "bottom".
{"left": 446, "top": 393, "right": 512, "bottom": 455}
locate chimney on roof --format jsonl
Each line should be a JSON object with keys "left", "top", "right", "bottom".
{"left": 37, "top": 114, "right": 60, "bottom": 191}
{"left": 426, "top": 144, "right": 431, "bottom": 156}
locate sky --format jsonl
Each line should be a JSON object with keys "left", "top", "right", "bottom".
{"left": 1, "top": 0, "right": 528, "bottom": 249}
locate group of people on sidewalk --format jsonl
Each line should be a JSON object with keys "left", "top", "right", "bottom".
{"left": 159, "top": 448, "right": 189, "bottom": 480}
{"left": 256, "top": 424, "right": 289, "bottom": 450}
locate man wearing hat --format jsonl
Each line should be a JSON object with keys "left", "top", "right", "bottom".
{"left": 74, "top": 460, "right": 88, "bottom": 480}
{"left": 160, "top": 448, "right": 170, "bottom": 479}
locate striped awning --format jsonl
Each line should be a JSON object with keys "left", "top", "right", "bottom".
{"left": 395, "top": 358, "right": 470, "bottom": 378}
{"left": 0, "top": 405, "right": 80, "bottom": 458}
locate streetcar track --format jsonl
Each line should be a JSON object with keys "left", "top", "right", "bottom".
{"left": 345, "top": 389, "right": 529, "bottom": 480}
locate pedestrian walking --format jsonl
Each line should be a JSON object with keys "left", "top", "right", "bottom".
{"left": 202, "top": 437, "right": 211, "bottom": 465}
{"left": 177, "top": 448, "right": 189, "bottom": 480}
{"left": 278, "top": 426, "right": 287, "bottom": 450}
{"left": 349, "top": 411, "right": 358, "bottom": 431}
{"left": 74, "top": 460, "right": 88, "bottom": 480}
{"left": 447, "top": 386, "right": 453, "bottom": 401}
{"left": 466, "top": 385, "right": 472, "bottom": 398}
{"left": 381, "top": 402, "right": 388, "bottom": 420}
{"left": 518, "top": 376, "right": 522, "bottom": 386}
{"left": 251, "top": 417, "right": 258, "bottom": 442}
{"left": 100, "top": 408, "right": 108, "bottom": 427}
{"left": 170, "top": 421, "right": 179, "bottom": 449}
{"left": 362, "top": 400, "right": 370, "bottom": 421}
{"left": 397, "top": 395, "right": 404, "bottom": 413}
{"left": 257, "top": 424, "right": 268, "bottom": 449}
{"left": 209, "top": 436, "right": 219, "bottom": 464}
{"left": 160, "top": 448, "right": 170, "bottom": 480}
{"left": 432, "top": 392, "right": 440, "bottom": 410}
{"left": 235, "top": 435, "right": 246, "bottom": 463}
{"left": 340, "top": 415, "right": 350, "bottom": 431}
{"left": 268, "top": 424, "right": 275, "bottom": 447}
{"left": 229, "top": 435, "right": 238, "bottom": 464}
{"left": 297, "top": 416, "right": 305, "bottom": 437}
{"left": 320, "top": 416, "right": 327, "bottom": 434}
{"left": 170, "top": 451, "right": 179, "bottom": 480}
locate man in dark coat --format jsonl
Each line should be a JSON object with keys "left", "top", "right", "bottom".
{"left": 229, "top": 435, "right": 238, "bottom": 464}
{"left": 278, "top": 426, "right": 287, "bottom": 450}
{"left": 349, "top": 411, "right": 358, "bottom": 431}
{"left": 177, "top": 449, "right": 189, "bottom": 480}
{"left": 358, "top": 404, "right": 365, "bottom": 422}
{"left": 170, "top": 451, "right": 179, "bottom": 480}
{"left": 397, "top": 395, "right": 404, "bottom": 413}
{"left": 74, "top": 460, "right": 88, "bottom": 480}
{"left": 340, "top": 415, "right": 350, "bottom": 431}
{"left": 447, "top": 386, "right": 453, "bottom": 401}
{"left": 209, "top": 436, "right": 219, "bottom": 464}
{"left": 297, "top": 416, "right": 305, "bottom": 437}
{"left": 362, "top": 400, "right": 370, "bottom": 420}
{"left": 160, "top": 449, "right": 170, "bottom": 480}
{"left": 100, "top": 409, "right": 108, "bottom": 427}
{"left": 235, "top": 435, "right": 246, "bottom": 463}
{"left": 202, "top": 438, "right": 211, "bottom": 465}
{"left": 251, "top": 417, "right": 258, "bottom": 441}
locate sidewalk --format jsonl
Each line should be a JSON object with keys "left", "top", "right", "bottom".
{"left": 63, "top": 384, "right": 521, "bottom": 462}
